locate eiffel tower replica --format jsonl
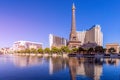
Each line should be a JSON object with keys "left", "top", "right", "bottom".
{"left": 68, "top": 3, "right": 81, "bottom": 48}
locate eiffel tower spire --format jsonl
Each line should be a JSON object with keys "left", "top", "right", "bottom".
{"left": 70, "top": 3, "right": 78, "bottom": 41}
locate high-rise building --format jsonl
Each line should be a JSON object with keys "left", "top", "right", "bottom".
{"left": 77, "top": 31, "right": 86, "bottom": 45}
{"left": 68, "top": 3, "right": 81, "bottom": 48}
{"left": 12, "top": 41, "right": 42, "bottom": 51}
{"left": 49, "top": 34, "right": 67, "bottom": 49}
{"left": 77, "top": 25, "right": 103, "bottom": 46}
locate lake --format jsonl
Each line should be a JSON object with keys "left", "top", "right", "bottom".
{"left": 0, "top": 54, "right": 120, "bottom": 80}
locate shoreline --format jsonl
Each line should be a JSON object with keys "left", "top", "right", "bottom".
{"left": 6, "top": 53, "right": 68, "bottom": 58}
{"left": 2, "top": 53, "right": 120, "bottom": 58}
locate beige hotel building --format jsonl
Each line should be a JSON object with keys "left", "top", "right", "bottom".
{"left": 77, "top": 25, "right": 103, "bottom": 46}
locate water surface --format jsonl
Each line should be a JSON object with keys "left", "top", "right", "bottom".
{"left": 0, "top": 54, "right": 120, "bottom": 80}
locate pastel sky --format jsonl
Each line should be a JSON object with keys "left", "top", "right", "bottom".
{"left": 0, "top": 0, "right": 120, "bottom": 48}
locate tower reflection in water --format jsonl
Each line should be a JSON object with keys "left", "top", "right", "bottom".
{"left": 12, "top": 55, "right": 120, "bottom": 80}
{"left": 68, "top": 57, "right": 119, "bottom": 80}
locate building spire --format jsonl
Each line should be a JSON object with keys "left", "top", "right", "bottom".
{"left": 72, "top": 3, "right": 75, "bottom": 10}
{"left": 70, "top": 3, "right": 77, "bottom": 41}
{"left": 71, "top": 3, "right": 76, "bottom": 32}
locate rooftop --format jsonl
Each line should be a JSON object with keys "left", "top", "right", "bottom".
{"left": 14, "top": 41, "right": 43, "bottom": 45}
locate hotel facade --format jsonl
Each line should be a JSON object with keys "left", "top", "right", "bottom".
{"left": 106, "top": 43, "right": 120, "bottom": 53}
{"left": 12, "top": 41, "right": 42, "bottom": 51}
{"left": 49, "top": 34, "right": 67, "bottom": 49}
{"left": 77, "top": 25, "right": 103, "bottom": 46}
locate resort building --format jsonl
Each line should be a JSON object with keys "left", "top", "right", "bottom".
{"left": 106, "top": 43, "right": 120, "bottom": 53}
{"left": 12, "top": 41, "right": 42, "bottom": 51}
{"left": 0, "top": 47, "right": 10, "bottom": 54}
{"left": 49, "top": 34, "right": 67, "bottom": 49}
{"left": 77, "top": 25, "right": 103, "bottom": 46}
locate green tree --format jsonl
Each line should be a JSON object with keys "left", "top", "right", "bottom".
{"left": 103, "top": 48, "right": 107, "bottom": 53}
{"left": 72, "top": 48, "right": 78, "bottom": 53}
{"left": 25, "top": 48, "right": 30, "bottom": 53}
{"left": 20, "top": 50, "right": 24, "bottom": 53}
{"left": 88, "top": 47, "right": 94, "bottom": 54}
{"left": 44, "top": 48, "right": 50, "bottom": 54}
{"left": 95, "top": 46, "right": 104, "bottom": 53}
{"left": 37, "top": 48, "right": 43, "bottom": 54}
{"left": 30, "top": 48, "right": 37, "bottom": 53}
{"left": 57, "top": 48, "right": 62, "bottom": 54}
{"left": 17, "top": 50, "right": 21, "bottom": 53}
{"left": 108, "top": 47, "right": 116, "bottom": 53}
{"left": 77, "top": 47, "right": 84, "bottom": 53}
{"left": 51, "top": 47, "right": 59, "bottom": 54}
{"left": 61, "top": 46, "right": 70, "bottom": 54}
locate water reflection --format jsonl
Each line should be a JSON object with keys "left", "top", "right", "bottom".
{"left": 68, "top": 57, "right": 120, "bottom": 80}
{"left": 69, "top": 58, "right": 103, "bottom": 80}
{"left": 49, "top": 56, "right": 69, "bottom": 75}
{"left": 0, "top": 55, "right": 120, "bottom": 80}
{"left": 13, "top": 55, "right": 43, "bottom": 67}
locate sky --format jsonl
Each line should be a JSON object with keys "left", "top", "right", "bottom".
{"left": 0, "top": 0, "right": 120, "bottom": 48}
